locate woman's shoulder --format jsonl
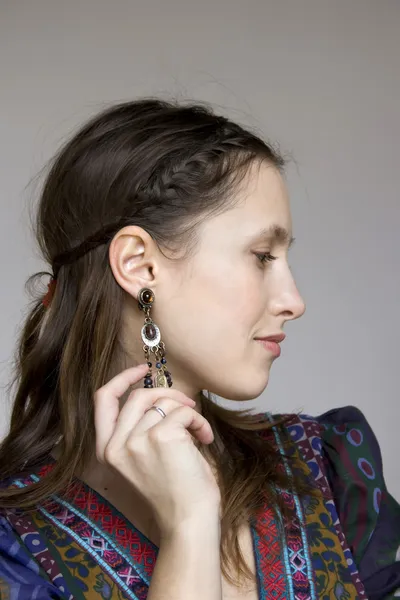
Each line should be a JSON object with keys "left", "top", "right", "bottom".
{"left": 0, "top": 458, "right": 68, "bottom": 597}
{"left": 292, "top": 404, "right": 389, "bottom": 506}
{"left": 314, "top": 403, "right": 379, "bottom": 443}
{"left": 265, "top": 404, "right": 374, "bottom": 458}
{"left": 276, "top": 403, "right": 371, "bottom": 432}
{"left": 269, "top": 404, "right": 400, "bottom": 599}
{"left": 271, "top": 403, "right": 384, "bottom": 471}
{"left": 0, "top": 510, "right": 66, "bottom": 598}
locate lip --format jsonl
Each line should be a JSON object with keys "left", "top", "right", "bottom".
{"left": 256, "top": 339, "right": 282, "bottom": 357}
{"left": 254, "top": 333, "right": 285, "bottom": 358}
{"left": 254, "top": 333, "right": 286, "bottom": 343}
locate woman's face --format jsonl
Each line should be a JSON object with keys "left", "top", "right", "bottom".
{"left": 156, "top": 161, "right": 306, "bottom": 401}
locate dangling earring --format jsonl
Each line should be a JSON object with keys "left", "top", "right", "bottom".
{"left": 138, "top": 287, "right": 173, "bottom": 389}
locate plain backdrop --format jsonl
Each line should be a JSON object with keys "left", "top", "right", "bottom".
{"left": 1, "top": 0, "right": 399, "bottom": 500}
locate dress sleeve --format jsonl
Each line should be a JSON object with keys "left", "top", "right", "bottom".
{"left": 318, "top": 405, "right": 400, "bottom": 600}
{"left": 0, "top": 513, "right": 66, "bottom": 599}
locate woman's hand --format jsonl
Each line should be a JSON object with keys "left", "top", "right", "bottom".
{"left": 94, "top": 363, "right": 221, "bottom": 539}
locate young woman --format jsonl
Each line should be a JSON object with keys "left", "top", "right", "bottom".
{"left": 0, "top": 99, "right": 398, "bottom": 600}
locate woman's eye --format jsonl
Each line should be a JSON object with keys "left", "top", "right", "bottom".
{"left": 255, "top": 252, "right": 277, "bottom": 265}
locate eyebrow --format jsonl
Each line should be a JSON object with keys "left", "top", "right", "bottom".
{"left": 248, "top": 225, "right": 295, "bottom": 248}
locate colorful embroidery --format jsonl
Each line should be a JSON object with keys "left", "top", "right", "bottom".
{"left": 284, "top": 414, "right": 366, "bottom": 599}
{"left": 9, "top": 473, "right": 154, "bottom": 599}
{"left": 1, "top": 406, "right": 399, "bottom": 598}
{"left": 251, "top": 506, "right": 288, "bottom": 600}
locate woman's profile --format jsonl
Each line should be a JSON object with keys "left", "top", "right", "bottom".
{"left": 0, "top": 98, "right": 399, "bottom": 599}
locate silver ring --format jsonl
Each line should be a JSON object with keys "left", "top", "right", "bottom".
{"left": 145, "top": 405, "right": 167, "bottom": 419}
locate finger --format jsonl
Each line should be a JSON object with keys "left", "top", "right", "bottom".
{"left": 146, "top": 405, "right": 214, "bottom": 446}
{"left": 132, "top": 397, "right": 187, "bottom": 434}
{"left": 94, "top": 363, "right": 148, "bottom": 463}
{"left": 98, "top": 363, "right": 149, "bottom": 400}
{"left": 113, "top": 388, "right": 196, "bottom": 445}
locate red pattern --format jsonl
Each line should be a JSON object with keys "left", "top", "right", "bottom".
{"left": 38, "top": 462, "right": 158, "bottom": 578}
{"left": 253, "top": 504, "right": 287, "bottom": 598}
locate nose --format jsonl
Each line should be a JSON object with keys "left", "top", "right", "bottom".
{"left": 268, "top": 279, "right": 306, "bottom": 322}
{"left": 281, "top": 291, "right": 306, "bottom": 321}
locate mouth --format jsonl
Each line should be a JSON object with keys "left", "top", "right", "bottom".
{"left": 254, "top": 333, "right": 285, "bottom": 358}
{"left": 255, "top": 339, "right": 282, "bottom": 357}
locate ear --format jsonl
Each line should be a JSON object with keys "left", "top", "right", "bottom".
{"left": 108, "top": 226, "right": 159, "bottom": 298}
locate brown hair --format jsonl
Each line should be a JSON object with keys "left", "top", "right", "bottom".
{"left": 0, "top": 98, "right": 313, "bottom": 587}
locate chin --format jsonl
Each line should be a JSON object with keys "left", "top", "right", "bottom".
{"left": 208, "top": 366, "right": 271, "bottom": 401}
{"left": 236, "top": 374, "right": 270, "bottom": 401}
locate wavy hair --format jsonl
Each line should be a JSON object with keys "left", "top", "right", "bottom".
{"left": 0, "top": 98, "right": 313, "bottom": 587}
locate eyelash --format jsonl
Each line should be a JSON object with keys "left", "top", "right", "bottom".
{"left": 255, "top": 252, "right": 277, "bottom": 266}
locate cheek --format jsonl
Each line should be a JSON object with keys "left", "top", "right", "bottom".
{"left": 160, "top": 253, "right": 265, "bottom": 369}
{"left": 159, "top": 269, "right": 270, "bottom": 398}
{"left": 222, "top": 266, "right": 265, "bottom": 329}
{"left": 179, "top": 264, "right": 264, "bottom": 351}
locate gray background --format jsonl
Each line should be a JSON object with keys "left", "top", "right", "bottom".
{"left": 1, "top": 0, "right": 399, "bottom": 500}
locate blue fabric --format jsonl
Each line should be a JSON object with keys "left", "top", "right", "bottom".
{"left": 318, "top": 406, "right": 400, "bottom": 599}
{"left": 0, "top": 514, "right": 65, "bottom": 598}
{"left": 0, "top": 405, "right": 399, "bottom": 598}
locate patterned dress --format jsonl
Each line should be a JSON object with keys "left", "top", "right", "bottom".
{"left": 0, "top": 405, "right": 399, "bottom": 599}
